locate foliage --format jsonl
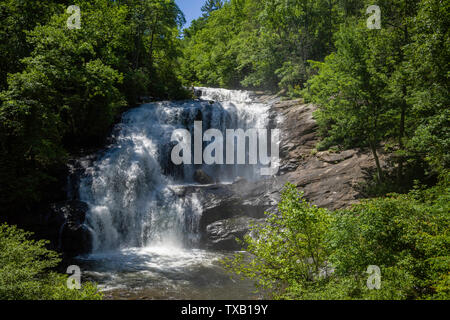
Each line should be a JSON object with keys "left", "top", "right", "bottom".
{"left": 0, "top": 0, "right": 67, "bottom": 90}
{"left": 0, "top": 223, "right": 102, "bottom": 300}
{"left": 303, "top": 22, "right": 392, "bottom": 181}
{"left": 201, "top": 0, "right": 224, "bottom": 17}
{"left": 404, "top": 0, "right": 450, "bottom": 174}
{"left": 180, "top": 0, "right": 363, "bottom": 92}
{"left": 302, "top": 0, "right": 448, "bottom": 185}
{"left": 223, "top": 183, "right": 333, "bottom": 299}
{"left": 328, "top": 178, "right": 450, "bottom": 300}
{"left": 224, "top": 180, "right": 450, "bottom": 300}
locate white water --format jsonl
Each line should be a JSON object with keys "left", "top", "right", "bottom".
{"left": 76, "top": 88, "right": 271, "bottom": 299}
{"left": 79, "top": 88, "right": 270, "bottom": 252}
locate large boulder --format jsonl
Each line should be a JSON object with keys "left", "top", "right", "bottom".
{"left": 176, "top": 177, "right": 282, "bottom": 250}
{"left": 50, "top": 200, "right": 92, "bottom": 257}
{"left": 198, "top": 178, "right": 280, "bottom": 230}
{"left": 194, "top": 169, "right": 214, "bottom": 184}
{"left": 204, "top": 217, "right": 262, "bottom": 251}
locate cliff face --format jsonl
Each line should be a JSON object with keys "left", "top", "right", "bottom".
{"left": 272, "top": 98, "right": 386, "bottom": 210}
{"left": 200, "top": 95, "right": 387, "bottom": 250}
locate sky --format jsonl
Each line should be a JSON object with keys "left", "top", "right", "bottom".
{"left": 175, "top": 0, "right": 205, "bottom": 27}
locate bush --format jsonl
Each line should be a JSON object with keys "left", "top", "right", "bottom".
{"left": 0, "top": 223, "right": 102, "bottom": 300}
{"left": 222, "top": 183, "right": 333, "bottom": 299}
{"left": 224, "top": 179, "right": 450, "bottom": 300}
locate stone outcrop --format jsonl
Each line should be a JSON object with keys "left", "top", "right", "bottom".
{"left": 177, "top": 177, "right": 282, "bottom": 250}
{"left": 193, "top": 169, "right": 214, "bottom": 184}
{"left": 205, "top": 217, "right": 263, "bottom": 251}
{"left": 272, "top": 99, "right": 387, "bottom": 210}
{"left": 49, "top": 200, "right": 92, "bottom": 257}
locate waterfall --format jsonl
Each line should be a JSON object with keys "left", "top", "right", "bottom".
{"left": 79, "top": 88, "right": 271, "bottom": 252}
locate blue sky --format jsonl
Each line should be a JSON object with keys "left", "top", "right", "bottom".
{"left": 175, "top": 0, "right": 204, "bottom": 27}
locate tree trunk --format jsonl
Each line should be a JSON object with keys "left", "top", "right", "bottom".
{"left": 370, "top": 141, "right": 383, "bottom": 183}
{"left": 397, "top": 16, "right": 409, "bottom": 184}
{"left": 397, "top": 99, "right": 406, "bottom": 184}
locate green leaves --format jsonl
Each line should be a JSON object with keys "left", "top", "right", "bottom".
{"left": 180, "top": 0, "right": 356, "bottom": 91}
{"left": 0, "top": 223, "right": 102, "bottom": 300}
{"left": 224, "top": 179, "right": 450, "bottom": 300}
{"left": 304, "top": 0, "right": 448, "bottom": 185}
{"left": 223, "top": 183, "right": 333, "bottom": 299}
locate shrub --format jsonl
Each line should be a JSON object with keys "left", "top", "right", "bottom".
{"left": 0, "top": 223, "right": 102, "bottom": 300}
{"left": 224, "top": 178, "right": 449, "bottom": 300}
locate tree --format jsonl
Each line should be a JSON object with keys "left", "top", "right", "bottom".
{"left": 223, "top": 183, "right": 332, "bottom": 299}
{"left": 0, "top": 0, "right": 188, "bottom": 219}
{"left": 0, "top": 0, "right": 65, "bottom": 90}
{"left": 403, "top": 0, "right": 450, "bottom": 174}
{"left": 0, "top": 223, "right": 102, "bottom": 300}
{"left": 180, "top": 0, "right": 363, "bottom": 93}
{"left": 201, "top": 0, "right": 224, "bottom": 17}
{"left": 223, "top": 180, "right": 450, "bottom": 300}
{"left": 303, "top": 22, "right": 393, "bottom": 182}
{"left": 0, "top": 1, "right": 127, "bottom": 215}
{"left": 328, "top": 177, "right": 450, "bottom": 300}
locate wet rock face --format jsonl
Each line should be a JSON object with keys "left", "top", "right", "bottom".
{"left": 194, "top": 169, "right": 214, "bottom": 184}
{"left": 181, "top": 177, "right": 283, "bottom": 251}
{"left": 49, "top": 200, "right": 92, "bottom": 257}
{"left": 198, "top": 179, "right": 280, "bottom": 229}
{"left": 205, "top": 217, "right": 262, "bottom": 251}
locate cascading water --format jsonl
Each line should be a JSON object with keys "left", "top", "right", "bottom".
{"left": 76, "top": 88, "right": 272, "bottom": 299}
{"left": 79, "top": 87, "right": 270, "bottom": 252}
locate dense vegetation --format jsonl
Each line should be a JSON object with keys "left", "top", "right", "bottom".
{"left": 224, "top": 181, "right": 449, "bottom": 300}
{"left": 0, "top": 223, "right": 102, "bottom": 299}
{"left": 180, "top": 0, "right": 363, "bottom": 92}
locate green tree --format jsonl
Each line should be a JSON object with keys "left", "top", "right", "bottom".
{"left": 303, "top": 22, "right": 393, "bottom": 182}
{"left": 403, "top": 0, "right": 450, "bottom": 174}
{"left": 328, "top": 177, "right": 450, "bottom": 299}
{"left": 0, "top": 223, "right": 102, "bottom": 300}
{"left": 0, "top": 0, "right": 66, "bottom": 90}
{"left": 201, "top": 0, "right": 224, "bottom": 17}
{"left": 0, "top": 0, "right": 127, "bottom": 215}
{"left": 224, "top": 180, "right": 449, "bottom": 300}
{"left": 0, "top": 0, "right": 187, "bottom": 219}
{"left": 223, "top": 183, "right": 332, "bottom": 299}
